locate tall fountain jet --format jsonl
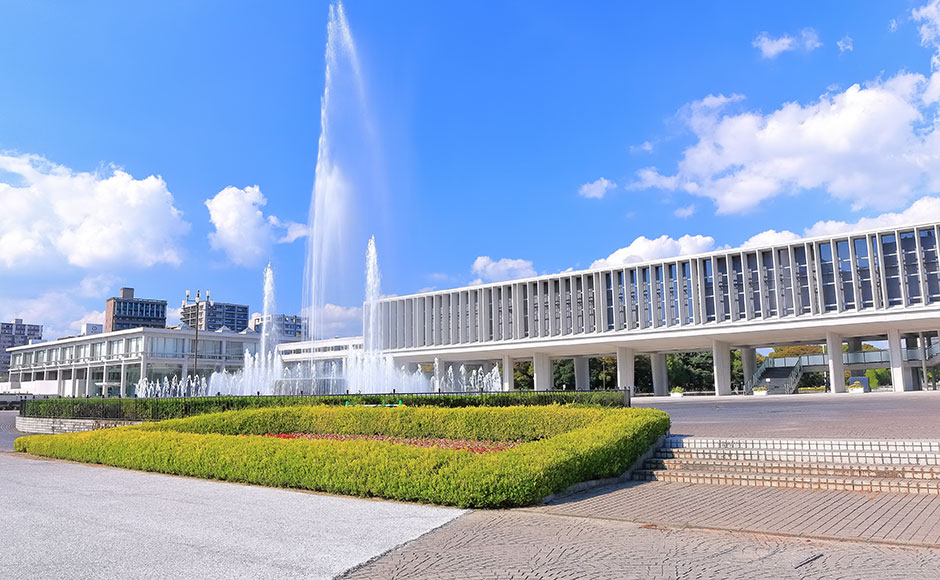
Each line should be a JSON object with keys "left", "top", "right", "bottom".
{"left": 260, "top": 262, "right": 277, "bottom": 354}
{"left": 302, "top": 0, "right": 371, "bottom": 346}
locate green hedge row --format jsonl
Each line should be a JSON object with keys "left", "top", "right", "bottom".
{"left": 15, "top": 405, "right": 669, "bottom": 508}
{"left": 21, "top": 391, "right": 628, "bottom": 421}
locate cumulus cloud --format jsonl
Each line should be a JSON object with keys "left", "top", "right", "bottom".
{"left": 629, "top": 71, "right": 940, "bottom": 214}
{"left": 578, "top": 177, "right": 617, "bottom": 199}
{"left": 753, "top": 28, "right": 821, "bottom": 59}
{"left": 591, "top": 235, "right": 715, "bottom": 269}
{"left": 803, "top": 195, "right": 940, "bottom": 236}
{"left": 0, "top": 290, "right": 105, "bottom": 341}
{"left": 837, "top": 35, "right": 854, "bottom": 54}
{"left": 205, "top": 186, "right": 307, "bottom": 266}
{"left": 77, "top": 274, "right": 120, "bottom": 298}
{"left": 0, "top": 153, "right": 190, "bottom": 269}
{"left": 741, "top": 229, "right": 802, "bottom": 248}
{"left": 471, "top": 256, "right": 537, "bottom": 283}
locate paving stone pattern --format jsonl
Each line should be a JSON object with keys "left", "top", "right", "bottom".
{"left": 537, "top": 481, "right": 940, "bottom": 547}
{"left": 342, "top": 510, "right": 940, "bottom": 580}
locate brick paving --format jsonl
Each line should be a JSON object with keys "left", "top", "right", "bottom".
{"left": 342, "top": 510, "right": 940, "bottom": 580}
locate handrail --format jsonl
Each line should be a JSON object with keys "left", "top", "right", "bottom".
{"left": 747, "top": 357, "right": 769, "bottom": 392}
{"left": 785, "top": 356, "right": 804, "bottom": 395}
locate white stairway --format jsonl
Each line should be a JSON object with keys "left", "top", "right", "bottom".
{"left": 634, "top": 436, "right": 940, "bottom": 494}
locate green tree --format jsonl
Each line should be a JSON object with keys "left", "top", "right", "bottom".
{"left": 513, "top": 361, "right": 533, "bottom": 390}
{"left": 589, "top": 356, "right": 617, "bottom": 390}
{"left": 553, "top": 359, "right": 574, "bottom": 390}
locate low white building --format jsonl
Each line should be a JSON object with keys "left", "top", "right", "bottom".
{"left": 1, "top": 327, "right": 260, "bottom": 397}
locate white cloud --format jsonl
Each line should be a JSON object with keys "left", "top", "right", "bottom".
{"left": 674, "top": 204, "right": 696, "bottom": 218}
{"left": 753, "top": 28, "right": 821, "bottom": 58}
{"left": 803, "top": 195, "right": 940, "bottom": 236}
{"left": 915, "top": 0, "right": 940, "bottom": 69}
{"left": 629, "top": 69, "right": 940, "bottom": 214}
{"left": 741, "top": 229, "right": 802, "bottom": 248}
{"left": 77, "top": 274, "right": 119, "bottom": 298}
{"left": 0, "top": 291, "right": 104, "bottom": 341}
{"left": 837, "top": 35, "right": 854, "bottom": 54}
{"left": 205, "top": 186, "right": 306, "bottom": 266}
{"left": 471, "top": 256, "right": 537, "bottom": 282}
{"left": 630, "top": 141, "right": 654, "bottom": 153}
{"left": 801, "top": 28, "right": 822, "bottom": 51}
{"left": 0, "top": 153, "right": 190, "bottom": 269}
{"left": 591, "top": 235, "right": 716, "bottom": 269}
{"left": 166, "top": 306, "right": 183, "bottom": 327}
{"left": 578, "top": 177, "right": 617, "bottom": 199}
{"left": 753, "top": 32, "right": 795, "bottom": 58}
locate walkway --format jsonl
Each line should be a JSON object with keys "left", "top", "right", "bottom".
{"left": 633, "top": 390, "right": 940, "bottom": 438}
{"left": 0, "top": 450, "right": 462, "bottom": 580}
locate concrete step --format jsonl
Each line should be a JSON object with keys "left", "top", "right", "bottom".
{"left": 632, "top": 469, "right": 940, "bottom": 494}
{"left": 643, "top": 458, "right": 940, "bottom": 480}
{"left": 663, "top": 437, "right": 940, "bottom": 453}
{"left": 655, "top": 448, "right": 940, "bottom": 465}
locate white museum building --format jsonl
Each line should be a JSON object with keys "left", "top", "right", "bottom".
{"left": 369, "top": 221, "right": 940, "bottom": 396}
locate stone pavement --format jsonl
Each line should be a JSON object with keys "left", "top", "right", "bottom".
{"left": 0, "top": 410, "right": 22, "bottom": 451}
{"left": 633, "top": 390, "right": 940, "bottom": 438}
{"left": 536, "top": 481, "right": 940, "bottom": 547}
{"left": 0, "top": 452, "right": 463, "bottom": 580}
{"left": 341, "top": 509, "right": 940, "bottom": 580}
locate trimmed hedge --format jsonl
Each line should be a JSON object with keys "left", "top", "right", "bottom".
{"left": 15, "top": 405, "right": 669, "bottom": 508}
{"left": 21, "top": 391, "right": 628, "bottom": 421}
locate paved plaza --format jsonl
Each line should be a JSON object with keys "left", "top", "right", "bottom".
{"left": 634, "top": 390, "right": 940, "bottom": 438}
{"left": 6, "top": 393, "right": 940, "bottom": 579}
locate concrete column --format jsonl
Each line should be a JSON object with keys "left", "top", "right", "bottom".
{"left": 887, "top": 329, "right": 912, "bottom": 391}
{"left": 533, "top": 353, "right": 553, "bottom": 391}
{"left": 501, "top": 355, "right": 514, "bottom": 391}
{"left": 847, "top": 338, "right": 862, "bottom": 353}
{"left": 433, "top": 357, "right": 442, "bottom": 391}
{"left": 120, "top": 363, "right": 126, "bottom": 398}
{"left": 574, "top": 356, "right": 590, "bottom": 391}
{"left": 85, "top": 366, "right": 92, "bottom": 397}
{"left": 826, "top": 332, "right": 845, "bottom": 393}
{"left": 713, "top": 341, "right": 732, "bottom": 396}
{"left": 616, "top": 347, "right": 635, "bottom": 391}
{"left": 740, "top": 347, "right": 756, "bottom": 386}
{"left": 651, "top": 353, "right": 668, "bottom": 396}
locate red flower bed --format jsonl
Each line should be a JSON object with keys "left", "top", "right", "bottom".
{"left": 264, "top": 432, "right": 520, "bottom": 453}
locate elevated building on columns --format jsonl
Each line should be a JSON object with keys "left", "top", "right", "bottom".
{"left": 373, "top": 221, "right": 940, "bottom": 395}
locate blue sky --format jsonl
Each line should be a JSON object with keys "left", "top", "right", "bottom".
{"left": 3, "top": 1, "right": 940, "bottom": 339}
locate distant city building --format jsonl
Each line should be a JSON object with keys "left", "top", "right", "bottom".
{"left": 181, "top": 301, "right": 249, "bottom": 332}
{"left": 105, "top": 288, "right": 167, "bottom": 332}
{"left": 80, "top": 323, "right": 103, "bottom": 336}
{"left": 1, "top": 319, "right": 43, "bottom": 376}
{"left": 2, "top": 326, "right": 259, "bottom": 397}
{"left": 249, "top": 314, "right": 306, "bottom": 343}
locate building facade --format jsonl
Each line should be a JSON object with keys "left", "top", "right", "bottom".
{"left": 250, "top": 314, "right": 306, "bottom": 343}
{"left": 374, "top": 221, "right": 940, "bottom": 395}
{"left": 105, "top": 288, "right": 168, "bottom": 332}
{"left": 0, "top": 319, "right": 42, "bottom": 376}
{"left": 181, "top": 301, "right": 249, "bottom": 332}
{"left": 1, "top": 327, "right": 259, "bottom": 397}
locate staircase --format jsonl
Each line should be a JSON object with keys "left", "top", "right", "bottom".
{"left": 633, "top": 436, "right": 940, "bottom": 494}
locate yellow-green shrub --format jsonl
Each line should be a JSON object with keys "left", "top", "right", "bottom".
{"left": 15, "top": 405, "right": 669, "bottom": 508}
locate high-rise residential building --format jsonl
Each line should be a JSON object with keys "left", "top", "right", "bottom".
{"left": 105, "top": 288, "right": 168, "bottom": 332}
{"left": 181, "top": 301, "right": 249, "bottom": 332}
{"left": 249, "top": 314, "right": 306, "bottom": 343}
{"left": 0, "top": 319, "right": 42, "bottom": 375}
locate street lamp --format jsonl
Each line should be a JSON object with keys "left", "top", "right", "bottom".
{"left": 183, "top": 289, "right": 213, "bottom": 382}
